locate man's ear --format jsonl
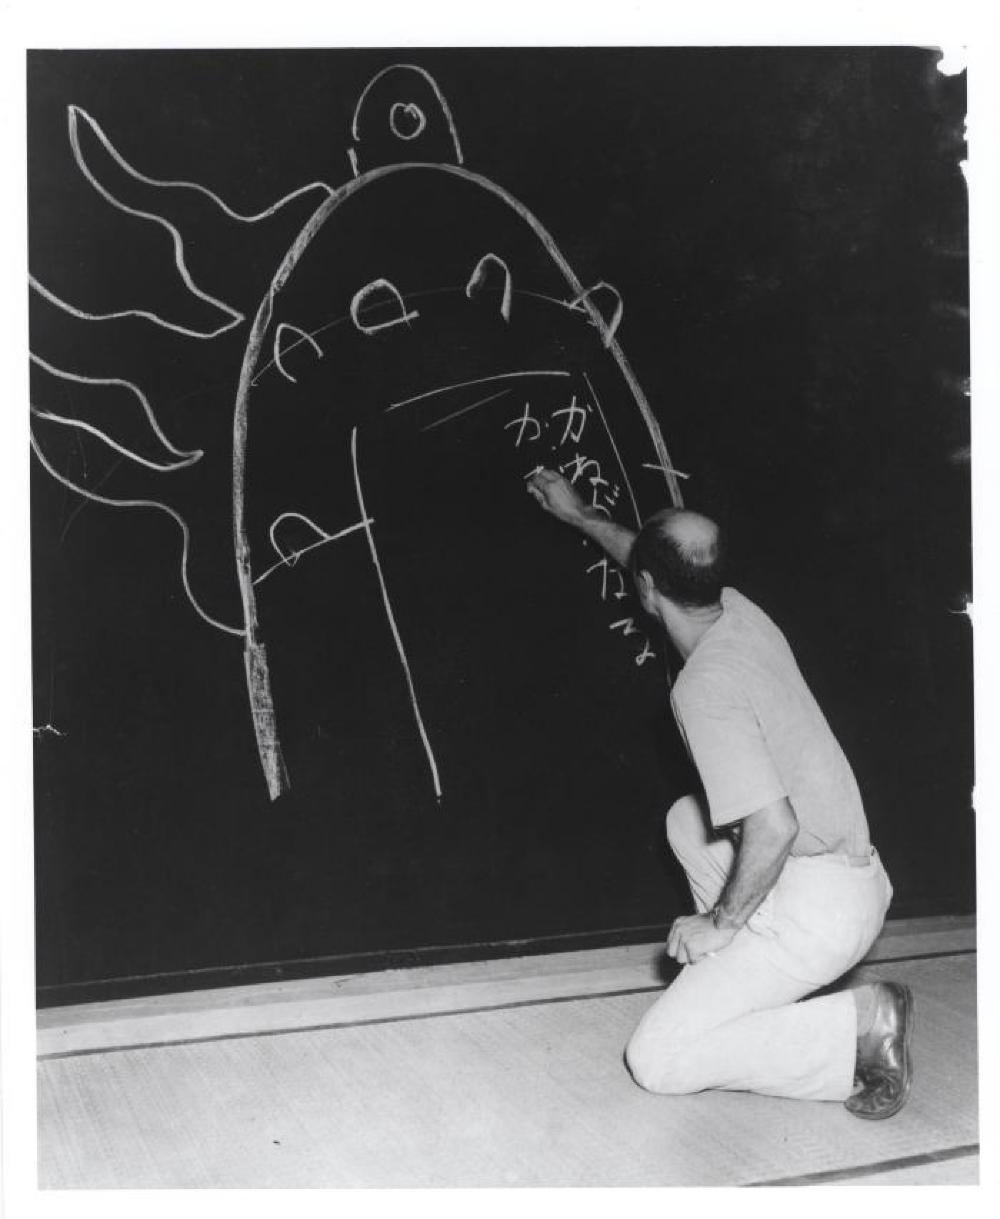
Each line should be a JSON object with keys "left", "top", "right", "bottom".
{"left": 636, "top": 569, "right": 657, "bottom": 608}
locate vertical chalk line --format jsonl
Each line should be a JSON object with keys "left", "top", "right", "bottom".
{"left": 350, "top": 426, "right": 443, "bottom": 801}
{"left": 583, "top": 372, "right": 642, "bottom": 528}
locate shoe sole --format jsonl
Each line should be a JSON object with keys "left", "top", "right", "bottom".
{"left": 850, "top": 981, "right": 914, "bottom": 1121}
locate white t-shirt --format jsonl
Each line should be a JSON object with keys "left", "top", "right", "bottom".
{"left": 670, "top": 587, "right": 870, "bottom": 857}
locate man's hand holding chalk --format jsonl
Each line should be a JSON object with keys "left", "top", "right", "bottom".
{"left": 526, "top": 468, "right": 589, "bottom": 527}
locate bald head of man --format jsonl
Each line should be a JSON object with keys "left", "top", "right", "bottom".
{"left": 629, "top": 508, "right": 727, "bottom": 612}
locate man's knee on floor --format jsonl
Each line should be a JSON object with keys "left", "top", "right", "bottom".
{"left": 624, "top": 1026, "right": 700, "bottom": 1095}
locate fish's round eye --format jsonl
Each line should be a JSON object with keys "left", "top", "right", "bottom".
{"left": 389, "top": 102, "right": 427, "bottom": 141}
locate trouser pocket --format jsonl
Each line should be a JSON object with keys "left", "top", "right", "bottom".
{"left": 752, "top": 857, "right": 890, "bottom": 987}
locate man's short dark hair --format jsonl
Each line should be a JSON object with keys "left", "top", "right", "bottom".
{"left": 628, "top": 510, "right": 726, "bottom": 608}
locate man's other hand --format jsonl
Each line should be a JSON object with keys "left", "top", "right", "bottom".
{"left": 526, "top": 468, "right": 588, "bottom": 526}
{"left": 666, "top": 913, "right": 737, "bottom": 965}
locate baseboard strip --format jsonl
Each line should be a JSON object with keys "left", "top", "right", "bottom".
{"left": 37, "top": 915, "right": 975, "bottom": 1060}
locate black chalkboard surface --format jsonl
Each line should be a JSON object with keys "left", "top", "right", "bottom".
{"left": 29, "top": 49, "right": 972, "bottom": 1004}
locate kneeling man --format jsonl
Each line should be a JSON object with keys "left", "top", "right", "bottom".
{"left": 528, "top": 469, "right": 913, "bottom": 1119}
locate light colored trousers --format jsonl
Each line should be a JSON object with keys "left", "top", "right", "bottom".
{"left": 625, "top": 795, "right": 893, "bottom": 1101}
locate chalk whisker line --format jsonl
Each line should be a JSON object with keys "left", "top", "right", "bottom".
{"left": 351, "top": 427, "right": 442, "bottom": 801}
{"left": 58, "top": 452, "right": 125, "bottom": 545}
{"left": 421, "top": 387, "right": 513, "bottom": 432}
{"left": 642, "top": 462, "right": 691, "bottom": 480}
{"left": 253, "top": 518, "right": 373, "bottom": 586}
{"left": 387, "top": 369, "right": 571, "bottom": 413}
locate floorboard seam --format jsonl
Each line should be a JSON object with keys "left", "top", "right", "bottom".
{"left": 748, "top": 1142, "right": 980, "bottom": 1187}
{"left": 38, "top": 985, "right": 662, "bottom": 1060}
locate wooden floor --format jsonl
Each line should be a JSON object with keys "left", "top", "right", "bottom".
{"left": 37, "top": 916, "right": 978, "bottom": 1188}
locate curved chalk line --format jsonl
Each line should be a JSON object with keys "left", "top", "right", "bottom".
{"left": 30, "top": 274, "right": 238, "bottom": 342}
{"left": 350, "top": 64, "right": 464, "bottom": 165}
{"left": 569, "top": 282, "right": 624, "bottom": 347}
{"left": 30, "top": 433, "right": 244, "bottom": 638}
{"left": 29, "top": 353, "right": 202, "bottom": 467}
{"left": 30, "top": 408, "right": 201, "bottom": 474}
{"left": 252, "top": 311, "right": 352, "bottom": 386}
{"left": 67, "top": 106, "right": 247, "bottom": 335}
{"left": 69, "top": 105, "right": 335, "bottom": 221}
{"left": 466, "top": 252, "right": 512, "bottom": 322}
{"left": 253, "top": 514, "right": 372, "bottom": 586}
{"left": 248, "top": 285, "right": 591, "bottom": 390}
{"left": 231, "top": 155, "right": 684, "bottom": 794}
{"left": 268, "top": 510, "right": 333, "bottom": 557}
{"left": 420, "top": 387, "right": 513, "bottom": 432}
{"left": 248, "top": 284, "right": 497, "bottom": 389}
{"left": 246, "top": 158, "right": 683, "bottom": 505}
{"left": 387, "top": 369, "right": 571, "bottom": 413}
{"left": 389, "top": 102, "right": 427, "bottom": 141}
{"left": 273, "top": 322, "right": 324, "bottom": 383}
{"left": 350, "top": 278, "right": 419, "bottom": 335}
{"left": 434, "top": 163, "right": 683, "bottom": 506}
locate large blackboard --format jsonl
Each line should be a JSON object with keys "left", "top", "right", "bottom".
{"left": 29, "top": 49, "right": 972, "bottom": 1004}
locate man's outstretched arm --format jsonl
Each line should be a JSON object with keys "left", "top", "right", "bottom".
{"left": 526, "top": 469, "right": 637, "bottom": 568}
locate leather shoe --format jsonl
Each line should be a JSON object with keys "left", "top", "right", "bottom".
{"left": 844, "top": 981, "right": 914, "bottom": 1120}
